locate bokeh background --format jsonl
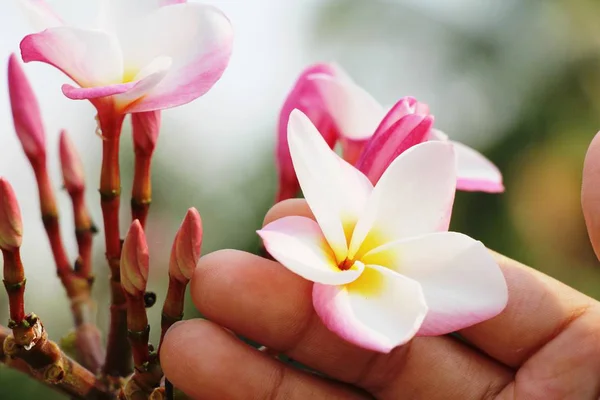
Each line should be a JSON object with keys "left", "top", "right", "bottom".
{"left": 2, "top": 0, "right": 600, "bottom": 398}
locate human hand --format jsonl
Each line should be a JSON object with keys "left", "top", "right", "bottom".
{"left": 160, "top": 134, "right": 600, "bottom": 400}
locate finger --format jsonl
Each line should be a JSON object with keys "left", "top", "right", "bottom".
{"left": 459, "top": 252, "right": 596, "bottom": 367}
{"left": 267, "top": 199, "right": 599, "bottom": 369}
{"left": 263, "top": 198, "right": 314, "bottom": 226}
{"left": 160, "top": 319, "right": 368, "bottom": 400}
{"left": 582, "top": 131, "right": 600, "bottom": 260}
{"left": 192, "top": 250, "right": 512, "bottom": 399}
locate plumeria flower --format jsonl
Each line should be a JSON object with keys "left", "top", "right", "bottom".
{"left": 259, "top": 109, "right": 508, "bottom": 353}
{"left": 276, "top": 63, "right": 503, "bottom": 195}
{"left": 19, "top": 0, "right": 233, "bottom": 118}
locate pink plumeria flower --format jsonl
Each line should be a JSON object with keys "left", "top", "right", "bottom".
{"left": 19, "top": 0, "right": 233, "bottom": 116}
{"left": 259, "top": 109, "right": 508, "bottom": 353}
{"left": 309, "top": 68, "right": 504, "bottom": 192}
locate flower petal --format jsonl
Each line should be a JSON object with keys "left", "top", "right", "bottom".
{"left": 62, "top": 82, "right": 134, "bottom": 100}
{"left": 310, "top": 74, "right": 385, "bottom": 140}
{"left": 362, "top": 232, "right": 508, "bottom": 336}
{"left": 451, "top": 141, "right": 504, "bottom": 193}
{"left": 258, "top": 216, "right": 363, "bottom": 285}
{"left": 277, "top": 63, "right": 340, "bottom": 203}
{"left": 288, "top": 109, "right": 373, "bottom": 262}
{"left": 349, "top": 141, "right": 456, "bottom": 258}
{"left": 356, "top": 114, "right": 433, "bottom": 185}
{"left": 21, "top": 27, "right": 123, "bottom": 88}
{"left": 18, "top": 0, "right": 64, "bottom": 31}
{"left": 313, "top": 264, "right": 427, "bottom": 353}
{"left": 116, "top": 3, "right": 233, "bottom": 112}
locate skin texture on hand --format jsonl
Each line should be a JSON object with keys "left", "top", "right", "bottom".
{"left": 161, "top": 134, "right": 600, "bottom": 399}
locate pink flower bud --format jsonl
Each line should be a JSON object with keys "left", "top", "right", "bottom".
{"left": 276, "top": 63, "right": 342, "bottom": 202}
{"left": 132, "top": 111, "right": 161, "bottom": 156}
{"left": 0, "top": 178, "right": 23, "bottom": 251}
{"left": 169, "top": 208, "right": 203, "bottom": 284}
{"left": 59, "top": 130, "right": 85, "bottom": 194}
{"left": 7, "top": 53, "right": 46, "bottom": 161}
{"left": 120, "top": 220, "right": 149, "bottom": 296}
{"left": 356, "top": 97, "right": 433, "bottom": 184}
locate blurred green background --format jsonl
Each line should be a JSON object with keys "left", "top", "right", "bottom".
{"left": 3, "top": 0, "right": 600, "bottom": 398}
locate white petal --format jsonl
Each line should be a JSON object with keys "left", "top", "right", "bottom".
{"left": 258, "top": 216, "right": 363, "bottom": 285}
{"left": 362, "top": 232, "right": 508, "bottom": 336}
{"left": 97, "top": 0, "right": 161, "bottom": 32}
{"left": 115, "top": 3, "right": 233, "bottom": 112}
{"left": 313, "top": 264, "right": 427, "bottom": 353}
{"left": 288, "top": 109, "right": 373, "bottom": 262}
{"left": 349, "top": 141, "right": 457, "bottom": 258}
{"left": 452, "top": 141, "right": 504, "bottom": 193}
{"left": 310, "top": 74, "right": 385, "bottom": 140}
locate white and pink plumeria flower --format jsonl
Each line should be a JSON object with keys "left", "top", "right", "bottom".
{"left": 276, "top": 63, "right": 504, "bottom": 202}
{"left": 18, "top": 0, "right": 233, "bottom": 114}
{"left": 261, "top": 109, "right": 508, "bottom": 353}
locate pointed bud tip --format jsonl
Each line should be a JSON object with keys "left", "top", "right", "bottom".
{"left": 169, "top": 208, "right": 203, "bottom": 283}
{"left": 121, "top": 220, "right": 149, "bottom": 295}
{"left": 7, "top": 53, "right": 46, "bottom": 161}
{"left": 0, "top": 178, "right": 23, "bottom": 251}
{"left": 59, "top": 130, "right": 85, "bottom": 194}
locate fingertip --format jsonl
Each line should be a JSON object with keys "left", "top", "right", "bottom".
{"left": 582, "top": 131, "right": 600, "bottom": 260}
{"left": 263, "top": 198, "right": 313, "bottom": 227}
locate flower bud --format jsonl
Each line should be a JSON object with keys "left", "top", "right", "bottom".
{"left": 8, "top": 53, "right": 46, "bottom": 162}
{"left": 120, "top": 220, "right": 149, "bottom": 296}
{"left": 169, "top": 208, "right": 203, "bottom": 284}
{"left": 132, "top": 111, "right": 161, "bottom": 156}
{"left": 356, "top": 97, "right": 433, "bottom": 184}
{"left": 59, "top": 130, "right": 85, "bottom": 194}
{"left": 0, "top": 178, "right": 23, "bottom": 251}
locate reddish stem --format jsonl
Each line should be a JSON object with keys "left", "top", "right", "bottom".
{"left": 71, "top": 190, "right": 95, "bottom": 279}
{"left": 158, "top": 277, "right": 186, "bottom": 355}
{"left": 125, "top": 293, "right": 150, "bottom": 368}
{"left": 2, "top": 248, "right": 26, "bottom": 325}
{"left": 98, "top": 112, "right": 132, "bottom": 377}
{"left": 131, "top": 153, "right": 152, "bottom": 228}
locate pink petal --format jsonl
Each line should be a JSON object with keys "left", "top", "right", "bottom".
{"left": 21, "top": 27, "right": 123, "bottom": 88}
{"left": 18, "top": 0, "right": 64, "bottom": 31}
{"left": 8, "top": 54, "right": 46, "bottom": 161}
{"left": 258, "top": 216, "right": 363, "bottom": 285}
{"left": 62, "top": 82, "right": 135, "bottom": 100}
{"left": 349, "top": 141, "right": 456, "bottom": 258}
{"left": 288, "top": 110, "right": 373, "bottom": 262}
{"left": 0, "top": 178, "right": 24, "bottom": 251}
{"left": 159, "top": 0, "right": 187, "bottom": 5}
{"left": 310, "top": 73, "right": 385, "bottom": 140}
{"left": 452, "top": 141, "right": 504, "bottom": 193}
{"left": 362, "top": 232, "right": 508, "bottom": 336}
{"left": 132, "top": 111, "right": 162, "bottom": 155}
{"left": 374, "top": 97, "right": 421, "bottom": 136}
{"left": 313, "top": 264, "right": 427, "bottom": 353}
{"left": 277, "top": 63, "right": 341, "bottom": 202}
{"left": 115, "top": 3, "right": 233, "bottom": 113}
{"left": 356, "top": 114, "right": 433, "bottom": 185}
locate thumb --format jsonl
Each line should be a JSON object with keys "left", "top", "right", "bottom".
{"left": 582, "top": 131, "right": 600, "bottom": 261}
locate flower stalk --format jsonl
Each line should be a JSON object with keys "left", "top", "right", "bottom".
{"left": 131, "top": 111, "right": 161, "bottom": 228}
{"left": 96, "top": 107, "right": 132, "bottom": 378}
